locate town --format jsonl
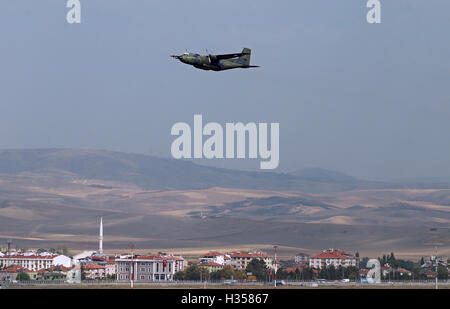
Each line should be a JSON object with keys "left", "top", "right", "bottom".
{"left": 0, "top": 218, "right": 448, "bottom": 287}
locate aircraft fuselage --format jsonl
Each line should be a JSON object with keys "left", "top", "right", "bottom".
{"left": 178, "top": 54, "right": 247, "bottom": 71}
{"left": 171, "top": 48, "right": 259, "bottom": 71}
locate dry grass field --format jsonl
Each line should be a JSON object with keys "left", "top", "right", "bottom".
{"left": 0, "top": 150, "right": 449, "bottom": 259}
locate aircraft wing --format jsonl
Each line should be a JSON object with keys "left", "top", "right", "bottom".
{"left": 213, "top": 52, "right": 250, "bottom": 60}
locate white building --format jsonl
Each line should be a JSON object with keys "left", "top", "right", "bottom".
{"left": 228, "top": 251, "right": 272, "bottom": 270}
{"left": 309, "top": 249, "right": 358, "bottom": 269}
{"left": 0, "top": 253, "right": 72, "bottom": 271}
{"left": 81, "top": 263, "right": 106, "bottom": 280}
{"left": 199, "top": 251, "right": 230, "bottom": 265}
{"left": 115, "top": 254, "right": 185, "bottom": 282}
{"left": 294, "top": 252, "right": 310, "bottom": 264}
{"left": 72, "top": 251, "right": 96, "bottom": 262}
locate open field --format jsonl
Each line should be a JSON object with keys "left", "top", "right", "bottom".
{"left": 0, "top": 149, "right": 449, "bottom": 259}
{"left": 1, "top": 176, "right": 449, "bottom": 259}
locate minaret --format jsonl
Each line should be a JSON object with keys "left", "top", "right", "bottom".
{"left": 99, "top": 217, "right": 103, "bottom": 255}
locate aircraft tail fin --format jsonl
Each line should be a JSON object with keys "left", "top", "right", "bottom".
{"left": 239, "top": 48, "right": 251, "bottom": 66}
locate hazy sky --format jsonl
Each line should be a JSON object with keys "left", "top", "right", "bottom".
{"left": 0, "top": 1, "right": 449, "bottom": 181}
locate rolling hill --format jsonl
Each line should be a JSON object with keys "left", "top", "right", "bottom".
{"left": 0, "top": 148, "right": 449, "bottom": 257}
{"left": 0, "top": 148, "right": 383, "bottom": 192}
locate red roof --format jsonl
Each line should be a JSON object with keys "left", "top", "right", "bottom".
{"left": 201, "top": 251, "right": 224, "bottom": 257}
{"left": 0, "top": 264, "right": 25, "bottom": 273}
{"left": 45, "top": 265, "right": 73, "bottom": 272}
{"left": 293, "top": 263, "right": 307, "bottom": 268}
{"left": 82, "top": 263, "right": 105, "bottom": 270}
{"left": 397, "top": 268, "right": 411, "bottom": 274}
{"left": 359, "top": 269, "right": 369, "bottom": 274}
{"left": 311, "top": 249, "right": 354, "bottom": 259}
{"left": 91, "top": 256, "right": 107, "bottom": 261}
{"left": 285, "top": 267, "right": 303, "bottom": 273}
{"left": 0, "top": 264, "right": 36, "bottom": 273}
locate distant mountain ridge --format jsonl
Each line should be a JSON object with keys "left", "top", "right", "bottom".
{"left": 0, "top": 148, "right": 377, "bottom": 193}
{"left": 0, "top": 149, "right": 449, "bottom": 254}
{"left": 291, "top": 167, "right": 358, "bottom": 183}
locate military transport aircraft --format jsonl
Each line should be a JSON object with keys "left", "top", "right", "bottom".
{"left": 171, "top": 48, "right": 259, "bottom": 71}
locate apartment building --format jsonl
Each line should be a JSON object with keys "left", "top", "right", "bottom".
{"left": 294, "top": 252, "right": 310, "bottom": 264}
{"left": 229, "top": 251, "right": 272, "bottom": 270}
{"left": 199, "top": 251, "right": 231, "bottom": 266}
{"left": 115, "top": 254, "right": 185, "bottom": 282}
{"left": 0, "top": 253, "right": 72, "bottom": 271}
{"left": 309, "top": 249, "right": 358, "bottom": 269}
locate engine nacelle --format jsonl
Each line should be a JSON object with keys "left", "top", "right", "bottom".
{"left": 208, "top": 55, "right": 218, "bottom": 63}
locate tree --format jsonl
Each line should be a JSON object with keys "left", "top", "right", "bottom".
{"left": 185, "top": 265, "right": 202, "bottom": 280}
{"left": 218, "top": 265, "right": 236, "bottom": 280}
{"left": 234, "top": 269, "right": 248, "bottom": 280}
{"left": 419, "top": 257, "right": 425, "bottom": 265}
{"left": 57, "top": 245, "right": 70, "bottom": 256}
{"left": 210, "top": 265, "right": 246, "bottom": 281}
{"left": 360, "top": 257, "right": 369, "bottom": 269}
{"left": 300, "top": 266, "right": 313, "bottom": 280}
{"left": 294, "top": 268, "right": 301, "bottom": 280}
{"left": 437, "top": 266, "right": 448, "bottom": 280}
{"left": 173, "top": 270, "right": 184, "bottom": 281}
{"left": 337, "top": 265, "right": 344, "bottom": 280}
{"left": 328, "top": 265, "right": 337, "bottom": 280}
{"left": 246, "top": 259, "right": 268, "bottom": 281}
{"left": 388, "top": 252, "right": 398, "bottom": 268}
{"left": 319, "top": 267, "right": 328, "bottom": 279}
{"left": 174, "top": 265, "right": 203, "bottom": 281}
{"left": 347, "top": 266, "right": 359, "bottom": 281}
{"left": 16, "top": 271, "right": 31, "bottom": 281}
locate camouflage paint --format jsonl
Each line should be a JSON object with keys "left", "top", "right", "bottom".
{"left": 171, "top": 48, "right": 259, "bottom": 71}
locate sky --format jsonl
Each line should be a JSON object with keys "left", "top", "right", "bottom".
{"left": 0, "top": 0, "right": 449, "bottom": 181}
